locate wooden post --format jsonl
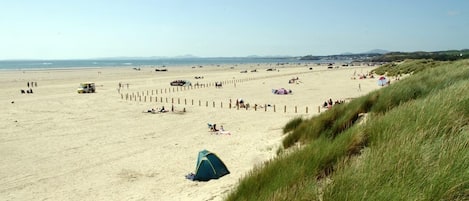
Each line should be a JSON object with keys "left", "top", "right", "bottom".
{"left": 160, "top": 97, "right": 163, "bottom": 102}
{"left": 295, "top": 106, "right": 297, "bottom": 113}
{"left": 199, "top": 100, "right": 201, "bottom": 106}
{"left": 185, "top": 99, "right": 187, "bottom": 105}
{"left": 274, "top": 105, "right": 276, "bottom": 112}
{"left": 213, "top": 101, "right": 215, "bottom": 107}
{"left": 221, "top": 102, "right": 223, "bottom": 108}
{"left": 172, "top": 98, "right": 174, "bottom": 104}
{"left": 306, "top": 106, "right": 308, "bottom": 114}
{"left": 144, "top": 96, "right": 146, "bottom": 102}
{"left": 166, "top": 97, "right": 168, "bottom": 103}
{"left": 284, "top": 105, "right": 286, "bottom": 113}
{"left": 206, "top": 101, "right": 208, "bottom": 107}
{"left": 178, "top": 98, "right": 180, "bottom": 104}
{"left": 318, "top": 106, "right": 320, "bottom": 113}
{"left": 265, "top": 104, "right": 267, "bottom": 112}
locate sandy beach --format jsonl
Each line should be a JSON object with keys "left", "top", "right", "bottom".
{"left": 0, "top": 63, "right": 383, "bottom": 201}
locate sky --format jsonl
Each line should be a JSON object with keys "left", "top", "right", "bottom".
{"left": 1, "top": 0, "right": 468, "bottom": 60}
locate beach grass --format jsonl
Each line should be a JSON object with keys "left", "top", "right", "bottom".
{"left": 225, "top": 59, "right": 469, "bottom": 200}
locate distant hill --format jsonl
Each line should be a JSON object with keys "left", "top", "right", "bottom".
{"left": 364, "top": 49, "right": 390, "bottom": 54}
{"left": 299, "top": 53, "right": 381, "bottom": 61}
{"left": 371, "top": 49, "right": 469, "bottom": 62}
{"left": 300, "top": 49, "right": 469, "bottom": 62}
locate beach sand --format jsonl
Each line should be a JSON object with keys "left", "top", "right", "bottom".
{"left": 0, "top": 63, "right": 383, "bottom": 201}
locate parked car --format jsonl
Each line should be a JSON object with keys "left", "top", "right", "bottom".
{"left": 77, "top": 82, "right": 95, "bottom": 93}
{"left": 170, "top": 80, "right": 191, "bottom": 86}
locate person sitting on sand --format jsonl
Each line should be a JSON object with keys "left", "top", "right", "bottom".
{"left": 159, "top": 106, "right": 167, "bottom": 113}
{"left": 210, "top": 124, "right": 219, "bottom": 132}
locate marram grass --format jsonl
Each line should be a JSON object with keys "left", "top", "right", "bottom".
{"left": 225, "top": 60, "right": 469, "bottom": 201}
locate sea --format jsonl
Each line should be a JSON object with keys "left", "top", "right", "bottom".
{"left": 0, "top": 57, "right": 350, "bottom": 71}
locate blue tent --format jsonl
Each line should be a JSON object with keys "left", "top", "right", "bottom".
{"left": 193, "top": 150, "right": 230, "bottom": 181}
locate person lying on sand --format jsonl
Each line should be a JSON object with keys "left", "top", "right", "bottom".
{"left": 215, "top": 125, "right": 231, "bottom": 135}
{"left": 143, "top": 106, "right": 168, "bottom": 114}
{"left": 147, "top": 108, "right": 156, "bottom": 113}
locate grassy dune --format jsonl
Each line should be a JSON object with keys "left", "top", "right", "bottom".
{"left": 225, "top": 59, "right": 469, "bottom": 201}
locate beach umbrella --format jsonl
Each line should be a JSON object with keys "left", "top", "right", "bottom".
{"left": 378, "top": 76, "right": 387, "bottom": 86}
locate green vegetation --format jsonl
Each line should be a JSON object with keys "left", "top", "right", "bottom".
{"left": 371, "top": 59, "right": 443, "bottom": 76}
{"left": 371, "top": 49, "right": 469, "bottom": 62}
{"left": 299, "top": 49, "right": 469, "bottom": 63}
{"left": 225, "top": 59, "right": 469, "bottom": 201}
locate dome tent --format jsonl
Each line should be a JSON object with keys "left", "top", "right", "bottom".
{"left": 193, "top": 150, "right": 230, "bottom": 181}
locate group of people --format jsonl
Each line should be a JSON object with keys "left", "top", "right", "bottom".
{"left": 235, "top": 99, "right": 246, "bottom": 108}
{"left": 27, "top": 81, "right": 37, "bottom": 88}
{"left": 21, "top": 81, "right": 38, "bottom": 94}
{"left": 146, "top": 106, "right": 168, "bottom": 113}
{"left": 207, "top": 123, "right": 230, "bottom": 135}
{"left": 21, "top": 89, "right": 34, "bottom": 94}
{"left": 323, "top": 98, "right": 345, "bottom": 108}
{"left": 146, "top": 105, "right": 186, "bottom": 114}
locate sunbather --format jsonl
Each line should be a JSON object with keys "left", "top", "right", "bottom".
{"left": 218, "top": 125, "right": 231, "bottom": 135}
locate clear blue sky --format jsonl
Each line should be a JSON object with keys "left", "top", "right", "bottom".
{"left": 1, "top": 0, "right": 468, "bottom": 59}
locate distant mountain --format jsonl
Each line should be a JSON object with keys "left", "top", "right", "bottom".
{"left": 364, "top": 49, "right": 390, "bottom": 54}
{"left": 95, "top": 56, "right": 168, "bottom": 60}
{"left": 299, "top": 53, "right": 382, "bottom": 61}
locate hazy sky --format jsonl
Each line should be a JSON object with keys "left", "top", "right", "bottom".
{"left": 1, "top": 0, "right": 468, "bottom": 59}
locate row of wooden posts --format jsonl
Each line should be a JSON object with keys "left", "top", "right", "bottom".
{"left": 119, "top": 70, "right": 322, "bottom": 114}
{"left": 119, "top": 70, "right": 313, "bottom": 95}
{"left": 120, "top": 93, "right": 321, "bottom": 114}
